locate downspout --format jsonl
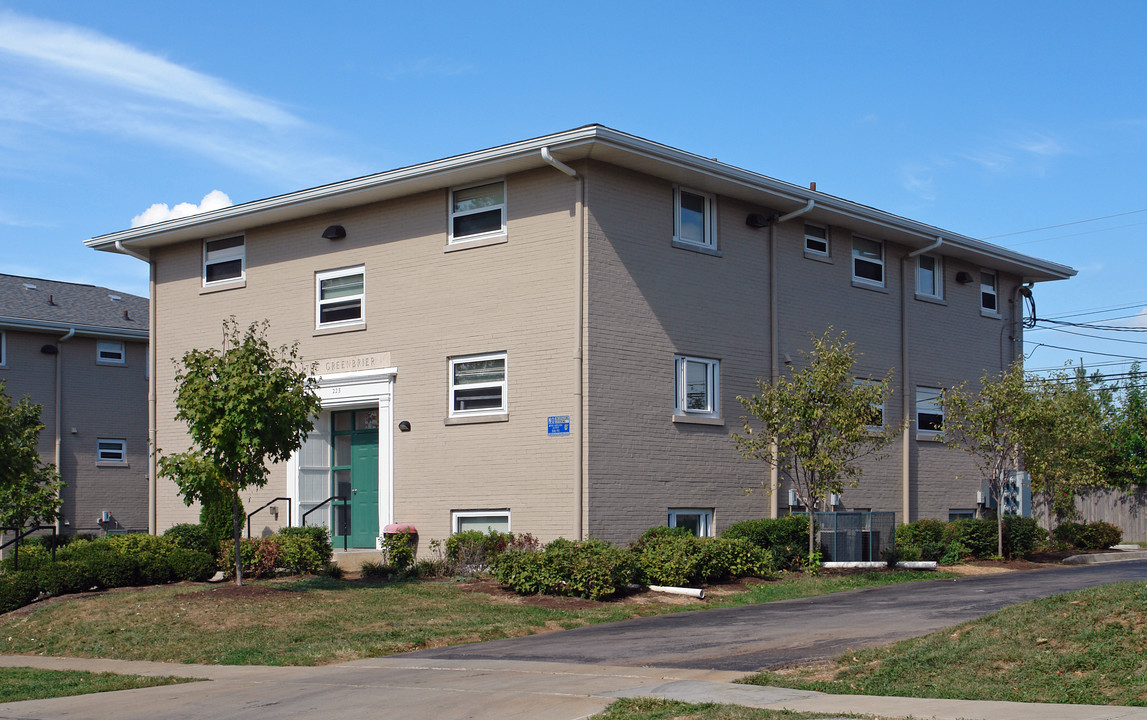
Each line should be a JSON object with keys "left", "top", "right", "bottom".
{"left": 116, "top": 240, "right": 156, "bottom": 534}
{"left": 901, "top": 237, "right": 943, "bottom": 524}
{"left": 54, "top": 327, "right": 76, "bottom": 533}
{"left": 769, "top": 199, "right": 815, "bottom": 518}
{"left": 541, "top": 148, "right": 585, "bottom": 540}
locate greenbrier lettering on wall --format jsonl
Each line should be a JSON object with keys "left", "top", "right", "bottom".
{"left": 318, "top": 352, "right": 392, "bottom": 374}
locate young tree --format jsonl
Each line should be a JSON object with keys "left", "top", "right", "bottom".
{"left": 732, "top": 329, "right": 898, "bottom": 557}
{"left": 941, "top": 362, "right": 1029, "bottom": 557}
{"left": 1021, "top": 366, "right": 1113, "bottom": 531}
{"left": 0, "top": 382, "right": 63, "bottom": 538}
{"left": 1112, "top": 362, "right": 1147, "bottom": 486}
{"left": 157, "top": 319, "right": 321, "bottom": 585}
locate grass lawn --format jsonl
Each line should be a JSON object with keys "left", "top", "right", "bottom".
{"left": 742, "top": 580, "right": 1147, "bottom": 706}
{"left": 0, "top": 570, "right": 944, "bottom": 666}
{"left": 590, "top": 698, "right": 869, "bottom": 720}
{"left": 0, "top": 667, "right": 199, "bottom": 703}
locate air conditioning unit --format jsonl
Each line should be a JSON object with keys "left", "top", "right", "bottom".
{"left": 976, "top": 491, "right": 984, "bottom": 505}
{"left": 787, "top": 489, "right": 800, "bottom": 507}
{"left": 829, "top": 493, "right": 840, "bottom": 507}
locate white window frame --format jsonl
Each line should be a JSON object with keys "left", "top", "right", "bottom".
{"left": 452, "top": 510, "right": 511, "bottom": 534}
{"left": 202, "top": 235, "right": 245, "bottom": 286}
{"left": 980, "top": 270, "right": 999, "bottom": 315}
{"left": 449, "top": 352, "right": 508, "bottom": 417}
{"left": 916, "top": 254, "right": 943, "bottom": 299}
{"left": 315, "top": 266, "right": 365, "bottom": 329}
{"left": 916, "top": 387, "right": 944, "bottom": 437}
{"left": 668, "top": 508, "right": 713, "bottom": 537}
{"left": 449, "top": 180, "right": 506, "bottom": 244}
{"left": 673, "top": 186, "right": 717, "bottom": 250}
{"left": 674, "top": 355, "right": 720, "bottom": 417}
{"left": 851, "top": 236, "right": 884, "bottom": 287}
{"left": 97, "top": 438, "right": 127, "bottom": 463}
{"left": 0, "top": 330, "right": 6, "bottom": 367}
{"left": 96, "top": 340, "right": 126, "bottom": 365}
{"left": 804, "top": 223, "right": 829, "bottom": 256}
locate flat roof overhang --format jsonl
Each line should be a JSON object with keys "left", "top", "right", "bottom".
{"left": 87, "top": 125, "right": 1076, "bottom": 284}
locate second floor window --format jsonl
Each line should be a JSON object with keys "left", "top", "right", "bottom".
{"left": 203, "top": 236, "right": 245, "bottom": 285}
{"left": 316, "top": 267, "right": 365, "bottom": 328}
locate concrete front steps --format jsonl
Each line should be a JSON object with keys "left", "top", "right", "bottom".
{"left": 331, "top": 549, "right": 385, "bottom": 572}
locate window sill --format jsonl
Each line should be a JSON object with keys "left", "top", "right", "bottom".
{"left": 444, "top": 233, "right": 508, "bottom": 252}
{"left": 981, "top": 309, "right": 1002, "bottom": 319}
{"left": 313, "top": 322, "right": 367, "bottom": 337}
{"left": 671, "top": 414, "right": 725, "bottom": 426}
{"left": 916, "top": 432, "right": 944, "bottom": 442}
{"left": 671, "top": 239, "right": 722, "bottom": 257}
{"left": 96, "top": 462, "right": 129, "bottom": 468}
{"left": 804, "top": 251, "right": 832, "bottom": 264}
{"left": 851, "top": 279, "right": 889, "bottom": 293}
{"left": 444, "top": 412, "right": 509, "bottom": 426}
{"left": 914, "top": 293, "right": 948, "bottom": 306}
{"left": 200, "top": 279, "right": 246, "bottom": 295}
{"left": 96, "top": 361, "right": 127, "bottom": 368}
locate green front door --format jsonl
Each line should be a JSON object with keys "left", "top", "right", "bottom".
{"left": 331, "top": 409, "right": 380, "bottom": 549}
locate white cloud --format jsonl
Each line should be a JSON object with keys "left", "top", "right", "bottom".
{"left": 900, "top": 164, "right": 936, "bottom": 201}
{"left": 1017, "top": 136, "right": 1063, "bottom": 157}
{"left": 131, "top": 190, "right": 232, "bottom": 228}
{"left": 1119, "top": 308, "right": 1147, "bottom": 329}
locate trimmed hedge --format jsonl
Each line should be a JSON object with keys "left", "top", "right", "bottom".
{"left": 277, "top": 526, "right": 333, "bottom": 575}
{"left": 0, "top": 571, "right": 39, "bottom": 614}
{"left": 1053, "top": 521, "right": 1123, "bottom": 551}
{"left": 167, "top": 548, "right": 216, "bottom": 582}
{"left": 721, "top": 515, "right": 810, "bottom": 571}
{"left": 163, "top": 523, "right": 215, "bottom": 557}
{"left": 36, "top": 560, "right": 96, "bottom": 596}
{"left": 491, "top": 538, "right": 636, "bottom": 600}
{"left": 895, "top": 516, "right": 1049, "bottom": 561}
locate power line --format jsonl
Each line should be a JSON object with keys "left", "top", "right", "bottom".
{"left": 1036, "top": 318, "right": 1147, "bottom": 333}
{"left": 1006, "top": 220, "right": 1147, "bottom": 247}
{"left": 1026, "top": 342, "right": 1147, "bottom": 361}
{"left": 1035, "top": 325, "right": 1147, "bottom": 345}
{"left": 981, "top": 208, "right": 1147, "bottom": 240}
{"left": 1042, "top": 301, "right": 1147, "bottom": 321}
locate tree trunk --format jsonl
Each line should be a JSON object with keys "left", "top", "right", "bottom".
{"left": 232, "top": 491, "right": 243, "bottom": 587}
{"left": 807, "top": 497, "right": 816, "bottom": 560}
{"left": 997, "top": 493, "right": 1005, "bottom": 558}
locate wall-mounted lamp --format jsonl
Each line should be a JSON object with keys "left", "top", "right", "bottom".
{"left": 955, "top": 271, "right": 974, "bottom": 284}
{"left": 782, "top": 353, "right": 793, "bottom": 365}
{"left": 40, "top": 344, "right": 58, "bottom": 355}
{"left": 322, "top": 225, "right": 346, "bottom": 240}
{"left": 745, "top": 213, "right": 771, "bottom": 229}
{"left": 398, "top": 420, "right": 411, "bottom": 432}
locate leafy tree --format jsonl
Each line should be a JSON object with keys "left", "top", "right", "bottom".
{"left": 1020, "top": 366, "right": 1114, "bottom": 531}
{"left": 0, "top": 382, "right": 63, "bottom": 539}
{"left": 157, "top": 319, "right": 321, "bottom": 585}
{"left": 1112, "top": 362, "right": 1147, "bottom": 485}
{"left": 941, "top": 363, "right": 1029, "bottom": 557}
{"left": 732, "top": 329, "right": 899, "bottom": 557}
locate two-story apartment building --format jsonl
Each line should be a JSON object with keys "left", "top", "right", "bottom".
{"left": 85, "top": 126, "right": 1074, "bottom": 548}
{"left": 0, "top": 274, "right": 149, "bottom": 536}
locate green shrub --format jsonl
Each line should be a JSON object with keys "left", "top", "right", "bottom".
{"left": 276, "top": 526, "right": 332, "bottom": 575}
{"left": 136, "top": 552, "right": 175, "bottom": 585}
{"left": 381, "top": 532, "right": 415, "bottom": 572}
{"left": 219, "top": 537, "right": 281, "bottom": 579}
{"left": 698, "top": 537, "right": 775, "bottom": 581}
{"left": 1004, "top": 516, "right": 1047, "bottom": 557}
{"left": 919, "top": 541, "right": 948, "bottom": 562}
{"left": 360, "top": 559, "right": 397, "bottom": 581}
{"left": 166, "top": 548, "right": 215, "bottom": 582}
{"left": 896, "top": 543, "right": 923, "bottom": 562}
{"left": 200, "top": 496, "right": 243, "bottom": 560}
{"left": 57, "top": 541, "right": 138, "bottom": 589}
{"left": 721, "top": 515, "right": 810, "bottom": 571}
{"left": 633, "top": 532, "right": 703, "bottom": 586}
{"left": 35, "top": 560, "right": 95, "bottom": 596}
{"left": 895, "top": 519, "right": 947, "bottom": 548}
{"left": 491, "top": 538, "right": 635, "bottom": 600}
{"left": 0, "top": 570, "right": 40, "bottom": 613}
{"left": 0, "top": 544, "right": 52, "bottom": 574}
{"left": 107, "top": 533, "right": 177, "bottom": 558}
{"left": 163, "top": 524, "right": 215, "bottom": 557}
{"left": 947, "top": 518, "right": 999, "bottom": 558}
{"left": 1053, "top": 521, "right": 1122, "bottom": 551}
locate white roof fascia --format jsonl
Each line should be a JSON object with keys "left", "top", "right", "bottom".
{"left": 0, "top": 316, "right": 148, "bottom": 340}
{"left": 87, "top": 125, "right": 1075, "bottom": 282}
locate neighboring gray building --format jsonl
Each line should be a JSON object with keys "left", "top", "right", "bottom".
{"left": 0, "top": 274, "right": 149, "bottom": 535}
{"left": 86, "top": 126, "right": 1075, "bottom": 548}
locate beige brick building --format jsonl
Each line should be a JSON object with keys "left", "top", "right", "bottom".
{"left": 86, "top": 126, "right": 1074, "bottom": 548}
{"left": 0, "top": 274, "right": 149, "bottom": 536}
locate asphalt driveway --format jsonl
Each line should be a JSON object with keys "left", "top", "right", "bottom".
{"left": 408, "top": 560, "right": 1147, "bottom": 671}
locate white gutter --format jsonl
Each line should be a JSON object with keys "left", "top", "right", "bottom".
{"left": 0, "top": 317, "right": 147, "bottom": 341}
{"left": 115, "top": 240, "right": 149, "bottom": 262}
{"left": 766, "top": 201, "right": 815, "bottom": 518}
{"left": 54, "top": 327, "right": 75, "bottom": 533}
{"left": 908, "top": 236, "right": 943, "bottom": 258}
{"left": 541, "top": 148, "right": 586, "bottom": 540}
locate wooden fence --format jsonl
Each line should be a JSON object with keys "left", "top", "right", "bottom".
{"left": 1032, "top": 486, "right": 1147, "bottom": 542}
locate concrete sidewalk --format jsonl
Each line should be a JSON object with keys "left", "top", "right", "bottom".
{"left": 3, "top": 654, "right": 1147, "bottom": 720}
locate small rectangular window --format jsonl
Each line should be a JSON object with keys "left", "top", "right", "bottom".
{"left": 674, "top": 186, "right": 716, "bottom": 250}
{"left": 804, "top": 224, "right": 829, "bottom": 256}
{"left": 450, "top": 353, "right": 507, "bottom": 416}
{"left": 450, "top": 181, "right": 506, "bottom": 242}
{"left": 316, "top": 266, "right": 365, "bottom": 328}
{"left": 981, "top": 271, "right": 998, "bottom": 313}
{"left": 453, "top": 510, "right": 510, "bottom": 533}
{"left": 0, "top": 330, "right": 6, "bottom": 366}
{"left": 852, "top": 237, "right": 884, "bottom": 286}
{"left": 949, "top": 509, "right": 976, "bottom": 521}
{"left": 916, "top": 387, "right": 944, "bottom": 434}
{"left": 203, "top": 236, "right": 245, "bottom": 285}
{"left": 97, "top": 340, "right": 125, "bottom": 365}
{"left": 916, "top": 254, "right": 943, "bottom": 298}
{"left": 675, "top": 355, "right": 720, "bottom": 417}
{"left": 668, "top": 508, "right": 713, "bottom": 537}
{"left": 97, "top": 439, "right": 126, "bottom": 463}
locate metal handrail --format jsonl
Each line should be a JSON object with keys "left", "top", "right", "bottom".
{"left": 246, "top": 497, "right": 292, "bottom": 539}
{"left": 302, "top": 495, "right": 348, "bottom": 551}
{"left": 0, "top": 525, "right": 58, "bottom": 571}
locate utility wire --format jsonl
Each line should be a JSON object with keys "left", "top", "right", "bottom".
{"left": 1026, "top": 342, "right": 1147, "bottom": 361}
{"left": 981, "top": 208, "right": 1147, "bottom": 240}
{"left": 1034, "top": 325, "right": 1147, "bottom": 345}
{"left": 1043, "top": 301, "right": 1147, "bottom": 321}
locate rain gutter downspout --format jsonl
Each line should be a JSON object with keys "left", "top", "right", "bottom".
{"left": 541, "top": 148, "right": 585, "bottom": 540}
{"left": 115, "top": 240, "right": 156, "bottom": 534}
{"left": 901, "top": 237, "right": 943, "bottom": 524}
{"left": 54, "top": 327, "right": 76, "bottom": 533}
{"left": 769, "top": 199, "right": 815, "bottom": 518}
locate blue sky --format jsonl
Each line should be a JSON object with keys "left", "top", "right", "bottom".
{"left": 1, "top": 1, "right": 1145, "bottom": 376}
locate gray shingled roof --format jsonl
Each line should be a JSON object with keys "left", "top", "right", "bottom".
{"left": 0, "top": 274, "right": 148, "bottom": 337}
